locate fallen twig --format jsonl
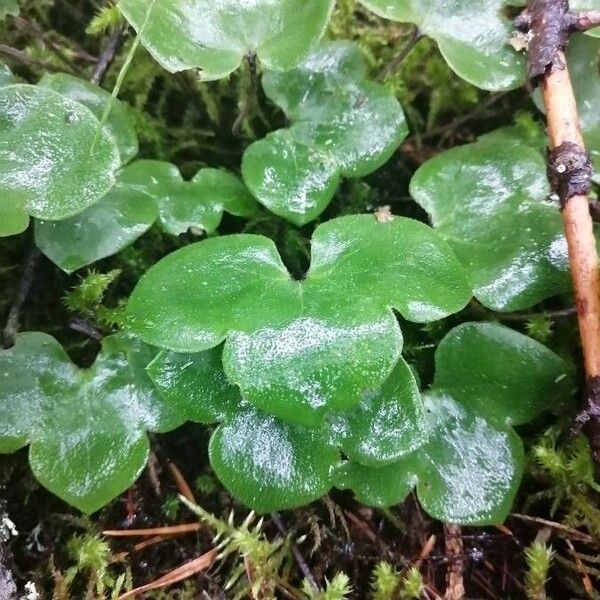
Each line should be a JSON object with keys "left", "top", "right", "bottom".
{"left": 523, "top": 0, "right": 600, "bottom": 461}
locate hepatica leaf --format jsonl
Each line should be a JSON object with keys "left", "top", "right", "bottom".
{"left": 118, "top": 0, "right": 334, "bottom": 78}
{"left": 336, "top": 322, "right": 573, "bottom": 525}
{"left": 35, "top": 183, "right": 158, "bottom": 274}
{"left": 0, "top": 85, "right": 120, "bottom": 237}
{"left": 210, "top": 406, "right": 339, "bottom": 513}
{"left": 147, "top": 347, "right": 240, "bottom": 423}
{"left": 0, "top": 333, "right": 185, "bottom": 513}
{"left": 127, "top": 214, "right": 470, "bottom": 426}
{"left": 39, "top": 73, "right": 139, "bottom": 164}
{"left": 358, "top": 0, "right": 525, "bottom": 91}
{"left": 35, "top": 161, "right": 258, "bottom": 272}
{"left": 335, "top": 358, "right": 426, "bottom": 466}
{"left": 242, "top": 42, "right": 408, "bottom": 225}
{"left": 410, "top": 130, "right": 570, "bottom": 312}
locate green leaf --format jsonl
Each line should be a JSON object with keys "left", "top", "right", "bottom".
{"left": 337, "top": 322, "right": 573, "bottom": 524}
{"left": 243, "top": 42, "right": 408, "bottom": 225}
{"left": 118, "top": 0, "right": 334, "bottom": 78}
{"left": 35, "top": 184, "right": 158, "bottom": 274}
{"left": 242, "top": 128, "right": 341, "bottom": 226}
{"left": 0, "top": 0, "right": 18, "bottom": 21}
{"left": 145, "top": 339, "right": 426, "bottom": 511}
{"left": 335, "top": 358, "right": 426, "bottom": 466}
{"left": 39, "top": 73, "right": 139, "bottom": 164}
{"left": 358, "top": 0, "right": 525, "bottom": 91}
{"left": 191, "top": 168, "right": 259, "bottom": 218}
{"left": 410, "top": 131, "right": 570, "bottom": 312}
{"left": 209, "top": 406, "right": 339, "bottom": 513}
{"left": 35, "top": 160, "right": 257, "bottom": 272}
{"left": 0, "top": 332, "right": 185, "bottom": 513}
{"left": 127, "top": 214, "right": 471, "bottom": 426}
{"left": 155, "top": 181, "right": 223, "bottom": 236}
{"left": 261, "top": 41, "right": 367, "bottom": 122}
{"left": 0, "top": 84, "right": 121, "bottom": 237}
{"left": 147, "top": 346, "right": 240, "bottom": 423}
{"left": 432, "top": 322, "right": 573, "bottom": 427}
{"left": 33, "top": 159, "right": 177, "bottom": 273}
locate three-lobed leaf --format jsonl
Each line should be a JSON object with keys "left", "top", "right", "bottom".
{"left": 336, "top": 322, "right": 573, "bottom": 524}
{"left": 127, "top": 214, "right": 471, "bottom": 426}
{"left": 35, "top": 161, "right": 258, "bottom": 273}
{"left": 358, "top": 0, "right": 525, "bottom": 91}
{"left": 0, "top": 84, "right": 121, "bottom": 237}
{"left": 0, "top": 333, "right": 185, "bottom": 513}
{"left": 410, "top": 128, "right": 571, "bottom": 311}
{"left": 242, "top": 42, "right": 408, "bottom": 225}
{"left": 118, "top": 0, "right": 334, "bottom": 79}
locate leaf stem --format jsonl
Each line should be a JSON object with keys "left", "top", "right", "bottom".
{"left": 376, "top": 25, "right": 423, "bottom": 83}
{"left": 232, "top": 53, "right": 258, "bottom": 136}
{"left": 90, "top": 0, "right": 157, "bottom": 153}
{"left": 1, "top": 245, "right": 40, "bottom": 349}
{"left": 91, "top": 24, "right": 126, "bottom": 85}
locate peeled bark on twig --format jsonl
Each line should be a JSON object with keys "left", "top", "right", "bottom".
{"left": 523, "top": 0, "right": 600, "bottom": 461}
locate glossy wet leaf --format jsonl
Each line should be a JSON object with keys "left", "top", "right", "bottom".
{"left": 336, "top": 358, "right": 426, "bottom": 466}
{"left": 358, "top": 0, "right": 525, "bottom": 90}
{"left": 191, "top": 168, "right": 259, "bottom": 218}
{"left": 0, "top": 332, "right": 185, "bottom": 513}
{"left": 209, "top": 406, "right": 339, "bottom": 513}
{"left": 242, "top": 42, "right": 407, "bottom": 225}
{"left": 35, "top": 161, "right": 257, "bottom": 271}
{"left": 147, "top": 347, "right": 240, "bottom": 423}
{"left": 261, "top": 41, "right": 367, "bottom": 122}
{"left": 118, "top": 0, "right": 334, "bottom": 79}
{"left": 39, "top": 73, "right": 139, "bottom": 164}
{"left": 0, "top": 84, "right": 120, "bottom": 237}
{"left": 127, "top": 214, "right": 470, "bottom": 426}
{"left": 33, "top": 159, "right": 177, "bottom": 273}
{"left": 337, "top": 322, "right": 573, "bottom": 524}
{"left": 410, "top": 131, "right": 570, "bottom": 312}
{"left": 35, "top": 184, "right": 158, "bottom": 274}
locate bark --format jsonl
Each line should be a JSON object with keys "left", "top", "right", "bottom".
{"left": 523, "top": 0, "right": 600, "bottom": 461}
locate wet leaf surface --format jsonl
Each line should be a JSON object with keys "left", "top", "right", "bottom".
{"left": 118, "top": 0, "right": 334, "bottom": 78}
{"left": 210, "top": 406, "right": 339, "bottom": 513}
{"left": 336, "top": 322, "right": 573, "bottom": 524}
{"left": 358, "top": 0, "right": 525, "bottom": 90}
{"left": 127, "top": 215, "right": 470, "bottom": 426}
{"left": 39, "top": 73, "right": 139, "bottom": 164}
{"left": 243, "top": 42, "right": 407, "bottom": 225}
{"left": 35, "top": 161, "right": 258, "bottom": 272}
{"left": 0, "top": 84, "right": 120, "bottom": 237}
{"left": 0, "top": 333, "right": 185, "bottom": 513}
{"left": 410, "top": 129, "right": 571, "bottom": 311}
